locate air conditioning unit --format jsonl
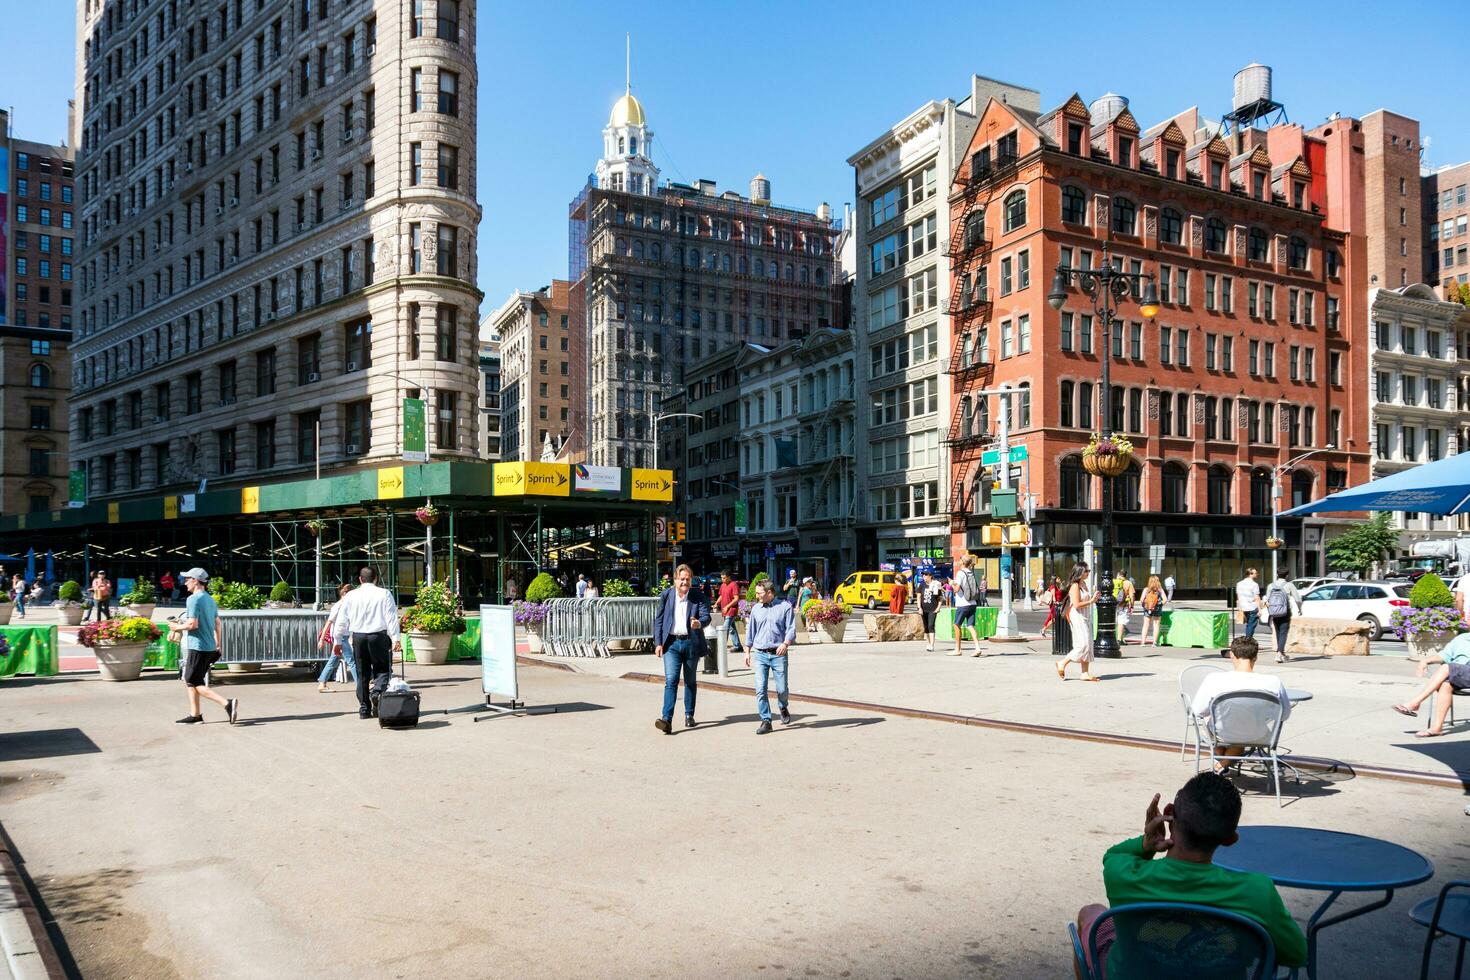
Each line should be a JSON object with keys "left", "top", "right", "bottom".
{"left": 219, "top": 396, "right": 236, "bottom": 406}
{"left": 306, "top": 371, "right": 321, "bottom": 382}
{"left": 153, "top": 415, "right": 165, "bottom": 423}
{"left": 214, "top": 206, "right": 224, "bottom": 216}
{"left": 229, "top": 196, "right": 239, "bottom": 207}
{"left": 270, "top": 175, "right": 280, "bottom": 185}
{"left": 166, "top": 179, "right": 175, "bottom": 190}
{"left": 184, "top": 162, "right": 194, "bottom": 173}
{"left": 310, "top": 148, "right": 322, "bottom": 161}
{"left": 340, "top": 130, "right": 355, "bottom": 144}
{"left": 227, "top": 254, "right": 238, "bottom": 265}
{"left": 296, "top": 221, "right": 307, "bottom": 232}
{"left": 366, "top": 43, "right": 376, "bottom": 55}
{"left": 340, "top": 199, "right": 354, "bottom": 211}
{"left": 264, "top": 311, "right": 277, "bottom": 321}
{"left": 346, "top": 360, "right": 359, "bottom": 372}
{"left": 346, "top": 443, "right": 361, "bottom": 455}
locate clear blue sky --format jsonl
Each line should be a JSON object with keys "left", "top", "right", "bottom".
{"left": 6, "top": 0, "right": 1469, "bottom": 318}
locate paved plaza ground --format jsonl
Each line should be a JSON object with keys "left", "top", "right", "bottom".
{"left": 1, "top": 644, "right": 1466, "bottom": 979}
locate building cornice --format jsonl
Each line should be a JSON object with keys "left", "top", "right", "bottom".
{"left": 847, "top": 101, "right": 950, "bottom": 172}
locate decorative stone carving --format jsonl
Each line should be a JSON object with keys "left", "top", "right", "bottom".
{"left": 421, "top": 232, "right": 438, "bottom": 265}
{"left": 376, "top": 241, "right": 395, "bottom": 273}
{"left": 1147, "top": 390, "right": 1160, "bottom": 421}
{"left": 1145, "top": 208, "right": 1157, "bottom": 238}
{"left": 1236, "top": 401, "right": 1250, "bottom": 427}
{"left": 1095, "top": 195, "right": 1109, "bottom": 227}
{"left": 1190, "top": 216, "right": 1203, "bottom": 249}
{"left": 1193, "top": 397, "right": 1206, "bottom": 423}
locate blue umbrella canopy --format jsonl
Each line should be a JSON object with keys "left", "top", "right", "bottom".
{"left": 1281, "top": 453, "right": 1470, "bottom": 517}
{"left": 25, "top": 549, "right": 36, "bottom": 583}
{"left": 45, "top": 551, "right": 55, "bottom": 583}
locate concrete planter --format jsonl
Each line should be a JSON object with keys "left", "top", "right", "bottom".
{"left": 409, "top": 630, "right": 450, "bottom": 665}
{"left": 818, "top": 622, "right": 846, "bottom": 644}
{"left": 58, "top": 604, "right": 84, "bottom": 626}
{"left": 227, "top": 662, "right": 263, "bottom": 673}
{"left": 1407, "top": 630, "right": 1456, "bottom": 663}
{"left": 0, "top": 604, "right": 12, "bottom": 626}
{"left": 120, "top": 603, "right": 156, "bottom": 620}
{"left": 525, "top": 624, "right": 544, "bottom": 653}
{"left": 95, "top": 640, "right": 148, "bottom": 681}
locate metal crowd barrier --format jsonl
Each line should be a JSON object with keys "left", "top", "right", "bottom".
{"left": 216, "top": 609, "right": 331, "bottom": 665}
{"left": 541, "top": 597, "right": 658, "bottom": 657}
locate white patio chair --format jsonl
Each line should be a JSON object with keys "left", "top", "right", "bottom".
{"left": 1179, "top": 663, "right": 1227, "bottom": 764}
{"left": 1207, "top": 690, "right": 1290, "bottom": 807}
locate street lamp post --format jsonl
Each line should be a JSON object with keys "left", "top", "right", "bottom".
{"left": 1271, "top": 445, "right": 1335, "bottom": 584}
{"left": 1049, "top": 243, "right": 1159, "bottom": 659}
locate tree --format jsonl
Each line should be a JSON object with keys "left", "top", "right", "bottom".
{"left": 1325, "top": 512, "right": 1399, "bottom": 577}
{"left": 1455, "top": 282, "right": 1470, "bottom": 308}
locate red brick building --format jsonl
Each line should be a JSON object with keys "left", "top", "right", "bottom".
{"left": 946, "top": 92, "right": 1370, "bottom": 591}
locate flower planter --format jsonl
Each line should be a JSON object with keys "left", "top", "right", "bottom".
{"left": 0, "top": 605, "right": 12, "bottom": 626}
{"left": 408, "top": 630, "right": 450, "bottom": 665}
{"left": 1083, "top": 451, "right": 1132, "bottom": 478}
{"left": 1265, "top": 538, "right": 1283, "bottom": 551}
{"left": 95, "top": 640, "right": 148, "bottom": 681}
{"left": 525, "top": 623, "right": 544, "bottom": 653}
{"left": 58, "top": 604, "right": 84, "bottom": 626}
{"left": 120, "top": 603, "right": 156, "bottom": 620}
{"left": 818, "top": 622, "right": 846, "bottom": 643}
{"left": 227, "top": 662, "right": 262, "bottom": 673}
{"left": 1407, "top": 630, "right": 1456, "bottom": 663}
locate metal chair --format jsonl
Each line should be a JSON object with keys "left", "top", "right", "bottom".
{"left": 1067, "top": 901, "right": 1276, "bottom": 980}
{"left": 1413, "top": 880, "right": 1470, "bottom": 980}
{"left": 1206, "top": 690, "right": 1289, "bottom": 807}
{"left": 1179, "top": 663, "right": 1228, "bottom": 764}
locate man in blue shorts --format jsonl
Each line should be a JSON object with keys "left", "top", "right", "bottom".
{"left": 173, "top": 568, "right": 238, "bottom": 726}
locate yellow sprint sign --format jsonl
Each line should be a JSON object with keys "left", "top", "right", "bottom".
{"left": 631, "top": 468, "right": 674, "bottom": 502}
{"left": 493, "top": 462, "right": 570, "bottom": 497}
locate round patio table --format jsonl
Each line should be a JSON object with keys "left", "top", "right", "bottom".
{"left": 1214, "top": 826, "right": 1433, "bottom": 979}
{"left": 1287, "top": 689, "right": 1313, "bottom": 703}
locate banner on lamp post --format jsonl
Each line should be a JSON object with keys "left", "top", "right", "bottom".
{"left": 734, "top": 499, "right": 748, "bottom": 535}
{"left": 403, "top": 397, "right": 427, "bottom": 463}
{"left": 68, "top": 468, "right": 86, "bottom": 508}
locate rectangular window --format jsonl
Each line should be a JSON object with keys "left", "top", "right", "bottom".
{"left": 438, "top": 144, "right": 458, "bottom": 190}
{"left": 1176, "top": 329, "right": 1188, "bottom": 367}
{"left": 1060, "top": 311, "right": 1073, "bottom": 352}
{"left": 1160, "top": 326, "right": 1172, "bottom": 365}
{"left": 437, "top": 225, "right": 457, "bottom": 275}
{"left": 436, "top": 391, "right": 457, "bottom": 449}
{"left": 1206, "top": 333, "right": 1217, "bottom": 370}
{"left": 344, "top": 401, "right": 370, "bottom": 454}
{"left": 436, "top": 306, "right": 458, "bottom": 361}
{"left": 438, "top": 71, "right": 459, "bottom": 116}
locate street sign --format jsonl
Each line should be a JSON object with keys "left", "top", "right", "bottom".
{"left": 981, "top": 445, "right": 1029, "bottom": 466}
{"left": 402, "top": 397, "right": 427, "bottom": 463}
{"left": 655, "top": 517, "right": 668, "bottom": 540}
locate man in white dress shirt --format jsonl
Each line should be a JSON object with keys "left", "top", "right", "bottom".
{"left": 334, "top": 566, "right": 402, "bottom": 719}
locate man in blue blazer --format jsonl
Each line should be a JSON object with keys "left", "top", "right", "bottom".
{"left": 653, "top": 564, "right": 711, "bottom": 734}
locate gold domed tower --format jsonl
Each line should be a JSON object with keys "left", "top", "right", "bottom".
{"left": 595, "top": 41, "right": 658, "bottom": 195}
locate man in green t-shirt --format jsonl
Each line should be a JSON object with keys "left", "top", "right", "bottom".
{"left": 1075, "top": 772, "right": 1306, "bottom": 976}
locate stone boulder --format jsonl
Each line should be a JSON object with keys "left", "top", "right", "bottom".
{"left": 862, "top": 612, "right": 926, "bottom": 642}
{"left": 1284, "top": 617, "right": 1371, "bottom": 658}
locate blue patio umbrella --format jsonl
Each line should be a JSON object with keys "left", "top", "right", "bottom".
{"left": 25, "top": 549, "right": 36, "bottom": 584}
{"left": 1281, "top": 453, "right": 1470, "bottom": 517}
{"left": 45, "top": 550, "right": 55, "bottom": 583}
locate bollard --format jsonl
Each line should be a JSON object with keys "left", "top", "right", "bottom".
{"left": 716, "top": 624, "right": 728, "bottom": 678}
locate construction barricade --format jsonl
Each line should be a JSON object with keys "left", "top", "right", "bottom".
{"left": 541, "top": 597, "right": 657, "bottom": 658}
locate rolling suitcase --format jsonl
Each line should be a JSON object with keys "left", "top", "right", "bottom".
{"left": 378, "top": 687, "right": 421, "bottom": 729}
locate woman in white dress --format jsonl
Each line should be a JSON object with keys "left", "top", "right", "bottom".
{"left": 1057, "top": 563, "right": 1099, "bottom": 682}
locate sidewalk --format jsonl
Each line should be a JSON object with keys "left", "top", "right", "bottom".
{"left": 523, "top": 628, "right": 1466, "bottom": 785}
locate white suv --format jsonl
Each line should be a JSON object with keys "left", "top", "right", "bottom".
{"left": 1298, "top": 581, "right": 1413, "bottom": 641}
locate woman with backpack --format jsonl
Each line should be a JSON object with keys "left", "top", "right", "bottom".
{"left": 1137, "top": 575, "right": 1165, "bottom": 646}
{"left": 950, "top": 556, "right": 984, "bottom": 657}
{"left": 1263, "top": 571, "right": 1302, "bottom": 664}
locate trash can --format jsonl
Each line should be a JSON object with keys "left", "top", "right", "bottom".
{"left": 1052, "top": 607, "right": 1072, "bottom": 656}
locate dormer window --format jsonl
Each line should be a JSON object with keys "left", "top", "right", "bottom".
{"left": 1252, "top": 172, "right": 1266, "bottom": 199}
{"left": 1209, "top": 160, "right": 1224, "bottom": 189}
{"left": 1292, "top": 181, "right": 1305, "bottom": 208}
{"left": 997, "top": 131, "right": 1019, "bottom": 164}
{"left": 1067, "top": 123, "right": 1085, "bottom": 155}
{"left": 1165, "top": 148, "right": 1180, "bottom": 179}
{"left": 1117, "top": 136, "right": 1133, "bottom": 167}
{"left": 629, "top": 137, "right": 638, "bottom": 156}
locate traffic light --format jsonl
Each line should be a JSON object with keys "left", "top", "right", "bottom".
{"left": 672, "top": 521, "right": 686, "bottom": 543}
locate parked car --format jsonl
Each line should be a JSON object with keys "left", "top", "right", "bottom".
{"left": 1298, "top": 580, "right": 1413, "bottom": 640}
{"left": 1291, "top": 577, "right": 1345, "bottom": 595}
{"left": 834, "top": 571, "right": 899, "bottom": 610}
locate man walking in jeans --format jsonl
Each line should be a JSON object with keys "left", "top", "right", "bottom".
{"left": 745, "top": 578, "right": 796, "bottom": 735}
{"left": 652, "top": 565, "right": 710, "bottom": 734}
{"left": 1235, "top": 567, "right": 1262, "bottom": 641}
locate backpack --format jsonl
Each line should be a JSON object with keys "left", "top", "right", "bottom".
{"left": 957, "top": 569, "right": 978, "bottom": 602}
{"left": 1266, "top": 583, "right": 1290, "bottom": 618}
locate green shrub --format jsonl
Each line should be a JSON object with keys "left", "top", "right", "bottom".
{"left": 745, "top": 572, "right": 771, "bottom": 603}
{"left": 524, "top": 572, "right": 563, "bottom": 604}
{"left": 801, "top": 598, "right": 821, "bottom": 617}
{"left": 1410, "top": 573, "right": 1456, "bottom": 609}
{"left": 209, "top": 579, "right": 265, "bottom": 609}
{"left": 402, "top": 581, "right": 467, "bottom": 634}
{"left": 58, "top": 580, "right": 83, "bottom": 603}
{"left": 269, "top": 580, "right": 294, "bottom": 602}
{"left": 602, "top": 578, "right": 636, "bottom": 598}
{"left": 121, "top": 577, "right": 155, "bottom": 605}
{"left": 648, "top": 575, "right": 671, "bottom": 597}
{"left": 114, "top": 616, "right": 163, "bottom": 643}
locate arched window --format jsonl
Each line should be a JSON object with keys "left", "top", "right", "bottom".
{"left": 688, "top": 247, "right": 700, "bottom": 268}
{"left": 767, "top": 261, "right": 778, "bottom": 279}
{"left": 631, "top": 239, "right": 644, "bottom": 260}
{"left": 1159, "top": 207, "right": 1183, "bottom": 245}
{"left": 721, "top": 253, "right": 731, "bottom": 272}
{"left": 1207, "top": 465, "right": 1233, "bottom": 514}
{"left": 799, "top": 265, "right": 809, "bottom": 283}
{"left": 1060, "top": 455, "right": 1091, "bottom": 509}
{"left": 814, "top": 267, "right": 826, "bottom": 285}
{"left": 976, "top": 396, "right": 990, "bottom": 436}
{"left": 1059, "top": 379, "right": 1074, "bottom": 427}
{"left": 706, "top": 251, "right": 717, "bottom": 270}
{"left": 1162, "top": 462, "right": 1189, "bottom": 513}
{"left": 959, "top": 395, "right": 973, "bottom": 435}
{"left": 1248, "top": 227, "right": 1269, "bottom": 262}
{"left": 1112, "top": 461, "right": 1141, "bottom": 512}
{"left": 784, "top": 263, "right": 795, "bottom": 280}
{"left": 29, "top": 364, "right": 50, "bottom": 388}
{"left": 1288, "top": 236, "right": 1309, "bottom": 270}
{"left": 650, "top": 242, "right": 662, "bottom": 262}
{"left": 1291, "top": 470, "right": 1314, "bottom": 509}
{"left": 965, "top": 211, "right": 986, "bottom": 247}
{"left": 1003, "top": 189, "right": 1027, "bottom": 232}
{"left": 1061, "top": 186, "right": 1087, "bottom": 225}
{"left": 754, "top": 258, "right": 764, "bottom": 277}
{"left": 738, "top": 255, "right": 748, "bottom": 274}
{"left": 1111, "top": 196, "right": 1137, "bottom": 235}
{"left": 1205, "top": 218, "right": 1227, "bottom": 253}
{"left": 615, "top": 236, "right": 628, "bottom": 256}
{"left": 1250, "top": 468, "right": 1272, "bottom": 516}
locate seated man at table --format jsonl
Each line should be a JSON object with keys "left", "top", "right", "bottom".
{"left": 1392, "top": 628, "right": 1470, "bottom": 737}
{"left": 1192, "top": 636, "right": 1291, "bottom": 772}
{"left": 1075, "top": 773, "right": 1307, "bottom": 977}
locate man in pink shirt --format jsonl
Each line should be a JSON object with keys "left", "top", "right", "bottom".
{"left": 715, "top": 570, "right": 744, "bottom": 669}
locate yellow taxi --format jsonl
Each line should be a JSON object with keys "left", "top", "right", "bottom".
{"left": 834, "top": 571, "right": 899, "bottom": 610}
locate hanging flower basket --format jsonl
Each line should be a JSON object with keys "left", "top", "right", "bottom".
{"left": 1266, "top": 536, "right": 1283, "bottom": 550}
{"left": 304, "top": 519, "right": 328, "bottom": 536}
{"left": 1082, "top": 434, "right": 1134, "bottom": 478}
{"left": 415, "top": 504, "right": 441, "bottom": 526}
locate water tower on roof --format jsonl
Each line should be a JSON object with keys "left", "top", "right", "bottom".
{"left": 1219, "top": 63, "right": 1287, "bottom": 134}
